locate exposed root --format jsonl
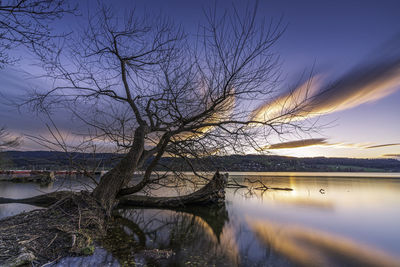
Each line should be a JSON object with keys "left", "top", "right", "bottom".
{"left": 0, "top": 192, "right": 106, "bottom": 266}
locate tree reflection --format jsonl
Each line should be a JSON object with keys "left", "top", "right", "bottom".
{"left": 104, "top": 204, "right": 235, "bottom": 266}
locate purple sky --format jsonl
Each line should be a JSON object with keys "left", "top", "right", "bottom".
{"left": 1, "top": 0, "right": 400, "bottom": 158}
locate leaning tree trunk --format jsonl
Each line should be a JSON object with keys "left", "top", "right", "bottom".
{"left": 92, "top": 126, "right": 148, "bottom": 214}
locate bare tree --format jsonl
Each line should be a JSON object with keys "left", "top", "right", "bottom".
{"left": 0, "top": 3, "right": 326, "bottom": 264}
{"left": 0, "top": 126, "right": 20, "bottom": 150}
{"left": 3, "top": 0, "right": 326, "bottom": 218}
{"left": 0, "top": 127, "right": 20, "bottom": 169}
{"left": 0, "top": 0, "right": 75, "bottom": 165}
{"left": 23, "top": 2, "right": 317, "bottom": 213}
{"left": 0, "top": 0, "right": 75, "bottom": 67}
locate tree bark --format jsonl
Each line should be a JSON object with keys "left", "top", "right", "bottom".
{"left": 92, "top": 125, "right": 148, "bottom": 214}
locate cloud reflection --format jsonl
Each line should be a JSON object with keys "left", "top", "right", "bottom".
{"left": 249, "top": 219, "right": 400, "bottom": 267}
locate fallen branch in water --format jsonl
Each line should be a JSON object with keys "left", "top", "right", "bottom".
{"left": 226, "top": 179, "right": 247, "bottom": 188}
{"left": 226, "top": 178, "right": 293, "bottom": 191}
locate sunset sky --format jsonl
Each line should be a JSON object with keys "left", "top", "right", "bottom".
{"left": 1, "top": 0, "right": 399, "bottom": 159}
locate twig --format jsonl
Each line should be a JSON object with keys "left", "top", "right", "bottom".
{"left": 226, "top": 178, "right": 247, "bottom": 188}
{"left": 46, "top": 234, "right": 58, "bottom": 248}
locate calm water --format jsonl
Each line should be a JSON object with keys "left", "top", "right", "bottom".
{"left": 1, "top": 172, "right": 400, "bottom": 266}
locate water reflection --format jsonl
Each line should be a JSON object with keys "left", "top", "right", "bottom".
{"left": 107, "top": 203, "right": 296, "bottom": 267}
{"left": 249, "top": 219, "right": 400, "bottom": 267}
{"left": 0, "top": 176, "right": 95, "bottom": 218}
{"left": 1, "top": 174, "right": 400, "bottom": 266}
{"left": 228, "top": 175, "right": 400, "bottom": 266}
{"left": 106, "top": 205, "right": 238, "bottom": 266}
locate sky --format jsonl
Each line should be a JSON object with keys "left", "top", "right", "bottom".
{"left": 1, "top": 0, "right": 400, "bottom": 159}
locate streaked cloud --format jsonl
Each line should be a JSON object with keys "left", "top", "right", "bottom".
{"left": 366, "top": 143, "right": 400, "bottom": 149}
{"left": 251, "top": 40, "right": 400, "bottom": 123}
{"left": 263, "top": 138, "right": 361, "bottom": 150}
{"left": 263, "top": 138, "right": 399, "bottom": 151}
{"left": 251, "top": 76, "right": 322, "bottom": 122}
{"left": 265, "top": 138, "right": 328, "bottom": 149}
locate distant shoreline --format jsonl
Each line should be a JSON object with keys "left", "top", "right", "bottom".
{"left": 225, "top": 171, "right": 400, "bottom": 178}
{"left": 2, "top": 151, "right": 400, "bottom": 173}
{"left": 1, "top": 170, "right": 400, "bottom": 179}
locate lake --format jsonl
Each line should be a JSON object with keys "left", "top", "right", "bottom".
{"left": 1, "top": 172, "right": 400, "bottom": 266}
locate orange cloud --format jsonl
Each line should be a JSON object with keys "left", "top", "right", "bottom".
{"left": 263, "top": 138, "right": 328, "bottom": 150}
{"left": 261, "top": 138, "right": 398, "bottom": 151}
{"left": 251, "top": 49, "right": 400, "bottom": 123}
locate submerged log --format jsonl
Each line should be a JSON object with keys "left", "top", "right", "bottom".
{"left": 118, "top": 171, "right": 228, "bottom": 208}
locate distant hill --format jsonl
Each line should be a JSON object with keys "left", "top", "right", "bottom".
{"left": 1, "top": 151, "right": 400, "bottom": 172}
{"left": 0, "top": 151, "right": 119, "bottom": 170}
